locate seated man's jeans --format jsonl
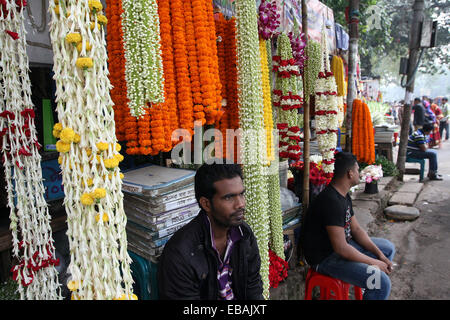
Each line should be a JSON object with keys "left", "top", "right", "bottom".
{"left": 407, "top": 149, "right": 438, "bottom": 173}
{"left": 315, "top": 238, "right": 396, "bottom": 300}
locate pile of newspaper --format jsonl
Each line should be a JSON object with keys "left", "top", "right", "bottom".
{"left": 122, "top": 165, "right": 199, "bottom": 263}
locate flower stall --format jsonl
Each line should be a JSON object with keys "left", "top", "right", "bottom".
{"left": 0, "top": 0, "right": 354, "bottom": 300}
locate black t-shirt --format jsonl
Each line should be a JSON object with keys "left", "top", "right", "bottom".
{"left": 300, "top": 184, "right": 354, "bottom": 266}
{"left": 413, "top": 103, "right": 425, "bottom": 126}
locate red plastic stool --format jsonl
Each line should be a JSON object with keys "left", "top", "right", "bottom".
{"left": 304, "top": 269, "right": 363, "bottom": 300}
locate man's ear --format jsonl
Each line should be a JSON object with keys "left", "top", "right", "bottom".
{"left": 199, "top": 197, "right": 211, "bottom": 213}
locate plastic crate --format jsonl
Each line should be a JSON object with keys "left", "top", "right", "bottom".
{"left": 128, "top": 250, "right": 159, "bottom": 300}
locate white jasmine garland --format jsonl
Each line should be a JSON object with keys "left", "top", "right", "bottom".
{"left": 49, "top": 0, "right": 134, "bottom": 300}
{"left": 0, "top": 0, "right": 62, "bottom": 300}
{"left": 314, "top": 26, "right": 339, "bottom": 174}
{"left": 122, "top": 0, "right": 164, "bottom": 118}
{"left": 236, "top": 0, "right": 271, "bottom": 299}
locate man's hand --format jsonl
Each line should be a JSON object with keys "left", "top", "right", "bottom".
{"left": 371, "top": 259, "right": 391, "bottom": 275}
{"left": 379, "top": 255, "right": 394, "bottom": 273}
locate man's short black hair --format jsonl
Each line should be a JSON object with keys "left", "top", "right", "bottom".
{"left": 443, "top": 97, "right": 448, "bottom": 102}
{"left": 333, "top": 152, "right": 358, "bottom": 180}
{"left": 414, "top": 97, "right": 421, "bottom": 104}
{"left": 194, "top": 162, "right": 243, "bottom": 208}
{"left": 422, "top": 122, "right": 434, "bottom": 133}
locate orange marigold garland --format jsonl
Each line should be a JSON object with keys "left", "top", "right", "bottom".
{"left": 205, "top": 0, "right": 223, "bottom": 125}
{"left": 157, "top": 0, "right": 179, "bottom": 152}
{"left": 351, "top": 99, "right": 375, "bottom": 164}
{"left": 171, "top": 0, "right": 194, "bottom": 137}
{"left": 105, "top": 0, "right": 127, "bottom": 142}
{"left": 184, "top": 0, "right": 205, "bottom": 127}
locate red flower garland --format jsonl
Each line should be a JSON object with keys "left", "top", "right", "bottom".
{"left": 269, "top": 249, "right": 289, "bottom": 289}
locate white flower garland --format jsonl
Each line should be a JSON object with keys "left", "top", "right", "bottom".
{"left": 122, "top": 0, "right": 164, "bottom": 118}
{"left": 0, "top": 0, "right": 62, "bottom": 300}
{"left": 236, "top": 0, "right": 271, "bottom": 299}
{"left": 314, "top": 26, "right": 339, "bottom": 175}
{"left": 273, "top": 33, "right": 303, "bottom": 161}
{"left": 49, "top": 0, "right": 134, "bottom": 300}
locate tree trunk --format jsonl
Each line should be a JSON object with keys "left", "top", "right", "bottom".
{"left": 345, "top": 0, "right": 359, "bottom": 152}
{"left": 397, "top": 0, "right": 425, "bottom": 181}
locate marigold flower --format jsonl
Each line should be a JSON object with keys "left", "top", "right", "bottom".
{"left": 104, "top": 158, "right": 119, "bottom": 169}
{"left": 90, "top": 22, "right": 101, "bottom": 31}
{"left": 56, "top": 140, "right": 70, "bottom": 153}
{"left": 53, "top": 123, "right": 63, "bottom": 131}
{"left": 67, "top": 280, "right": 80, "bottom": 291}
{"left": 114, "top": 154, "right": 124, "bottom": 162}
{"left": 53, "top": 129, "right": 60, "bottom": 138}
{"left": 73, "top": 133, "right": 81, "bottom": 143}
{"left": 95, "top": 213, "right": 109, "bottom": 223}
{"left": 76, "top": 57, "right": 94, "bottom": 70}
{"left": 96, "top": 142, "right": 109, "bottom": 152}
{"left": 59, "top": 127, "right": 75, "bottom": 143}
{"left": 76, "top": 41, "right": 92, "bottom": 53}
{"left": 65, "top": 33, "right": 82, "bottom": 45}
{"left": 82, "top": 178, "right": 93, "bottom": 188}
{"left": 80, "top": 193, "right": 94, "bottom": 205}
{"left": 92, "top": 188, "right": 106, "bottom": 199}
{"left": 97, "top": 14, "right": 108, "bottom": 25}
{"left": 88, "top": 0, "right": 103, "bottom": 12}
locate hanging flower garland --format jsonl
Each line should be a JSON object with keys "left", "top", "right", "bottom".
{"left": 157, "top": 0, "right": 179, "bottom": 152}
{"left": 268, "top": 249, "right": 289, "bottom": 288}
{"left": 170, "top": 0, "right": 194, "bottom": 137}
{"left": 235, "top": 0, "right": 270, "bottom": 299}
{"left": 260, "top": 38, "right": 275, "bottom": 164}
{"left": 0, "top": 0, "right": 62, "bottom": 299}
{"left": 351, "top": 99, "right": 375, "bottom": 164}
{"left": 184, "top": 0, "right": 205, "bottom": 127}
{"left": 105, "top": 0, "right": 127, "bottom": 142}
{"left": 204, "top": 0, "right": 223, "bottom": 126}
{"left": 303, "top": 39, "right": 321, "bottom": 100}
{"left": 314, "top": 27, "right": 339, "bottom": 178}
{"left": 191, "top": 0, "right": 222, "bottom": 126}
{"left": 257, "top": 0, "right": 280, "bottom": 40}
{"left": 214, "top": 13, "right": 229, "bottom": 160}
{"left": 331, "top": 55, "right": 346, "bottom": 127}
{"left": 49, "top": 0, "right": 134, "bottom": 300}
{"left": 273, "top": 33, "right": 303, "bottom": 161}
{"left": 288, "top": 19, "right": 307, "bottom": 74}
{"left": 122, "top": 0, "right": 164, "bottom": 118}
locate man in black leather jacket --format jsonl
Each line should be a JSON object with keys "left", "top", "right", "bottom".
{"left": 157, "top": 163, "right": 263, "bottom": 300}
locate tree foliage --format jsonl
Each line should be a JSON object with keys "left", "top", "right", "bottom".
{"left": 321, "top": 0, "right": 450, "bottom": 81}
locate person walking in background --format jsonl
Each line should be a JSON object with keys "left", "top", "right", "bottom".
{"left": 412, "top": 98, "right": 425, "bottom": 131}
{"left": 440, "top": 97, "right": 449, "bottom": 141}
{"left": 429, "top": 102, "right": 442, "bottom": 148}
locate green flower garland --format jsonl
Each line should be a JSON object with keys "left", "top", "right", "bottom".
{"left": 235, "top": 0, "right": 270, "bottom": 299}
{"left": 303, "top": 39, "right": 321, "bottom": 100}
{"left": 122, "top": 0, "right": 164, "bottom": 117}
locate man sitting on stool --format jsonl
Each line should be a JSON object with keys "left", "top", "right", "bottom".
{"left": 300, "top": 152, "right": 396, "bottom": 300}
{"left": 407, "top": 122, "right": 443, "bottom": 181}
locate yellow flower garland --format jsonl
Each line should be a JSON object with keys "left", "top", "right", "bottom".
{"left": 259, "top": 38, "right": 274, "bottom": 164}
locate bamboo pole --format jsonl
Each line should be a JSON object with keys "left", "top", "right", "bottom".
{"left": 301, "top": 0, "right": 310, "bottom": 216}
{"left": 345, "top": 0, "right": 359, "bottom": 152}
